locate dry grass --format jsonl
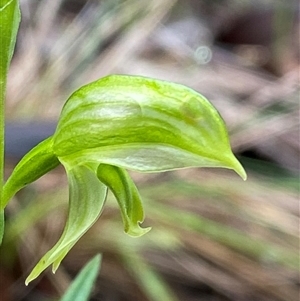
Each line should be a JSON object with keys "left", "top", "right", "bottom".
{"left": 1, "top": 0, "right": 299, "bottom": 300}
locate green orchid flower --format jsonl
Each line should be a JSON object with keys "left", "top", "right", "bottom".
{"left": 2, "top": 75, "right": 246, "bottom": 284}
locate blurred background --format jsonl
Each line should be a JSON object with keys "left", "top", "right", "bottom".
{"left": 1, "top": 0, "right": 299, "bottom": 300}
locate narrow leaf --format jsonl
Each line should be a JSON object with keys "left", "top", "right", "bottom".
{"left": 60, "top": 254, "right": 101, "bottom": 301}
{"left": 122, "top": 251, "right": 179, "bottom": 301}
{"left": 53, "top": 75, "right": 246, "bottom": 179}
{"left": 25, "top": 164, "right": 107, "bottom": 285}
{"left": 97, "top": 164, "right": 150, "bottom": 237}
{"left": 0, "top": 0, "right": 20, "bottom": 74}
{"left": 2, "top": 137, "right": 60, "bottom": 209}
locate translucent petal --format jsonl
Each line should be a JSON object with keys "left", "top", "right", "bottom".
{"left": 97, "top": 164, "right": 150, "bottom": 237}
{"left": 25, "top": 164, "right": 107, "bottom": 285}
{"left": 53, "top": 75, "right": 246, "bottom": 179}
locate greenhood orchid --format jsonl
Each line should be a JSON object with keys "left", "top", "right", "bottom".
{"left": 2, "top": 75, "right": 246, "bottom": 284}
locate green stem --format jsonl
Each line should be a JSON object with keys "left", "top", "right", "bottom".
{"left": 0, "top": 79, "right": 5, "bottom": 207}
{"left": 0, "top": 35, "right": 7, "bottom": 239}
{"left": 0, "top": 87, "right": 5, "bottom": 244}
{"left": 0, "top": 0, "right": 21, "bottom": 205}
{"left": 0, "top": 16, "right": 7, "bottom": 244}
{"left": 0, "top": 0, "right": 21, "bottom": 242}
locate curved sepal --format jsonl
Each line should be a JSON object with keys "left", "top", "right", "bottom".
{"left": 2, "top": 137, "right": 60, "bottom": 208}
{"left": 53, "top": 75, "right": 246, "bottom": 179}
{"left": 97, "top": 164, "right": 150, "bottom": 237}
{"left": 25, "top": 164, "right": 107, "bottom": 285}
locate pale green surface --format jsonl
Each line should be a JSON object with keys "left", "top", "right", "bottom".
{"left": 54, "top": 75, "right": 246, "bottom": 179}
{"left": 0, "top": 0, "right": 20, "bottom": 244}
{"left": 60, "top": 254, "right": 101, "bottom": 301}
{"left": 97, "top": 164, "right": 150, "bottom": 237}
{"left": 3, "top": 74, "right": 246, "bottom": 284}
{"left": 25, "top": 165, "right": 107, "bottom": 284}
{"left": 2, "top": 137, "right": 60, "bottom": 208}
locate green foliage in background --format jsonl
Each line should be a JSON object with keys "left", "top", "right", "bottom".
{"left": 60, "top": 255, "right": 101, "bottom": 301}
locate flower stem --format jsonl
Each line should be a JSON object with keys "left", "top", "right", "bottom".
{"left": 0, "top": 78, "right": 5, "bottom": 242}
{"left": 0, "top": 0, "right": 21, "bottom": 242}
{"left": 0, "top": 78, "right": 5, "bottom": 206}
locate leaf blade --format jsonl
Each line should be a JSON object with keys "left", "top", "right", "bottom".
{"left": 60, "top": 254, "right": 101, "bottom": 301}
{"left": 0, "top": 0, "right": 20, "bottom": 76}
